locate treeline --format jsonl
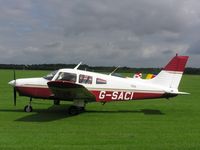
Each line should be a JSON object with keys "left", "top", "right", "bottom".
{"left": 0, "top": 64, "right": 199, "bottom": 75}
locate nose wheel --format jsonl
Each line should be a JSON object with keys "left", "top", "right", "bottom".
{"left": 24, "top": 98, "right": 33, "bottom": 112}
{"left": 24, "top": 105, "right": 33, "bottom": 112}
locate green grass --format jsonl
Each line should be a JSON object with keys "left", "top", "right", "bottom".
{"left": 0, "top": 69, "right": 200, "bottom": 150}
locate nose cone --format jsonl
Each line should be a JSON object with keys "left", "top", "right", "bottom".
{"left": 8, "top": 80, "right": 16, "bottom": 86}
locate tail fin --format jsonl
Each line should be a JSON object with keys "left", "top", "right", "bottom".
{"left": 151, "top": 54, "right": 189, "bottom": 90}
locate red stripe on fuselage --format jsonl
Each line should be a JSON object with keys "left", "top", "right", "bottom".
{"left": 16, "top": 86, "right": 52, "bottom": 99}
{"left": 15, "top": 86, "right": 166, "bottom": 102}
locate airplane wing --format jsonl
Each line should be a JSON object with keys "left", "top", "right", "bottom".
{"left": 47, "top": 80, "right": 95, "bottom": 101}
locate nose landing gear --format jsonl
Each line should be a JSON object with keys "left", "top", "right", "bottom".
{"left": 24, "top": 98, "right": 33, "bottom": 112}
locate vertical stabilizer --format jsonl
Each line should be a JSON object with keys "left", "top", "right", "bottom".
{"left": 164, "top": 54, "right": 189, "bottom": 72}
{"left": 151, "top": 55, "right": 189, "bottom": 89}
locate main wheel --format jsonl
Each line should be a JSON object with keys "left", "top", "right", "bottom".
{"left": 24, "top": 105, "right": 33, "bottom": 112}
{"left": 68, "top": 106, "right": 79, "bottom": 115}
{"left": 79, "top": 107, "right": 85, "bottom": 112}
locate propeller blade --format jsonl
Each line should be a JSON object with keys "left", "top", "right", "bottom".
{"left": 13, "top": 70, "right": 17, "bottom": 106}
{"left": 14, "top": 87, "right": 16, "bottom": 106}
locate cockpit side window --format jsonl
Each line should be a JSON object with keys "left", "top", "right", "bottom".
{"left": 56, "top": 72, "right": 77, "bottom": 82}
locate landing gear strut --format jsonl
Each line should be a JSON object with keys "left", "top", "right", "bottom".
{"left": 24, "top": 97, "right": 33, "bottom": 112}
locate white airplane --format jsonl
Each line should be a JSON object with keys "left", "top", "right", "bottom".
{"left": 9, "top": 54, "right": 189, "bottom": 115}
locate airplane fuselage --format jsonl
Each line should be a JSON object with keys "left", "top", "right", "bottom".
{"left": 10, "top": 68, "right": 173, "bottom": 102}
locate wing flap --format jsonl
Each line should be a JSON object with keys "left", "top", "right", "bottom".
{"left": 47, "top": 80, "right": 95, "bottom": 101}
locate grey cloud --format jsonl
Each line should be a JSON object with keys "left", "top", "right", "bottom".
{"left": 187, "top": 41, "right": 200, "bottom": 54}
{"left": 0, "top": 0, "right": 199, "bottom": 67}
{"left": 162, "top": 50, "right": 174, "bottom": 55}
{"left": 62, "top": 0, "right": 187, "bottom": 37}
{"left": 44, "top": 41, "right": 63, "bottom": 48}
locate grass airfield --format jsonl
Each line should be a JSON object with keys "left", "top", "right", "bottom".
{"left": 0, "top": 69, "right": 200, "bottom": 150}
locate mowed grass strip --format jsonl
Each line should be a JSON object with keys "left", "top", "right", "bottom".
{"left": 0, "top": 69, "right": 200, "bottom": 150}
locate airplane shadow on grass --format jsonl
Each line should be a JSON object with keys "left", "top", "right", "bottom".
{"left": 0, "top": 105, "right": 164, "bottom": 122}
{"left": 87, "top": 109, "right": 165, "bottom": 115}
{"left": 0, "top": 105, "right": 73, "bottom": 122}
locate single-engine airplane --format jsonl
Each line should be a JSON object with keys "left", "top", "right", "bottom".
{"left": 9, "top": 54, "right": 189, "bottom": 115}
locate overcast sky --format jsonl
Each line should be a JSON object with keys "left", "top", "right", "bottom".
{"left": 0, "top": 0, "right": 199, "bottom": 67}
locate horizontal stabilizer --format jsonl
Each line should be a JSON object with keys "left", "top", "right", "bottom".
{"left": 171, "top": 91, "right": 190, "bottom": 95}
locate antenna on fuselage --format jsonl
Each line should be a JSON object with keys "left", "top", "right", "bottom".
{"left": 109, "top": 66, "right": 120, "bottom": 75}
{"left": 74, "top": 62, "right": 82, "bottom": 70}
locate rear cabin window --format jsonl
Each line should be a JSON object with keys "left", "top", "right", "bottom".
{"left": 56, "top": 72, "right": 77, "bottom": 82}
{"left": 79, "top": 74, "right": 93, "bottom": 84}
{"left": 96, "top": 78, "right": 107, "bottom": 84}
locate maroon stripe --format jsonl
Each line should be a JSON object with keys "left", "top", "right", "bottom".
{"left": 16, "top": 86, "right": 167, "bottom": 102}
{"left": 16, "top": 86, "right": 52, "bottom": 98}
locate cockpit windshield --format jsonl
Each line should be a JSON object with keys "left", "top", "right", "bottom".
{"left": 56, "top": 72, "right": 77, "bottom": 82}
{"left": 43, "top": 70, "right": 58, "bottom": 80}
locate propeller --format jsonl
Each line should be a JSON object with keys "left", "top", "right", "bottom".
{"left": 13, "top": 70, "right": 17, "bottom": 106}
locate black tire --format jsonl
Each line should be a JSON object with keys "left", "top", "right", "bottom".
{"left": 79, "top": 107, "right": 85, "bottom": 112}
{"left": 68, "top": 106, "right": 79, "bottom": 115}
{"left": 24, "top": 105, "right": 33, "bottom": 112}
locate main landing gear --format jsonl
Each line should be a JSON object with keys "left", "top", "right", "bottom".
{"left": 68, "top": 106, "right": 85, "bottom": 115}
{"left": 24, "top": 97, "right": 33, "bottom": 112}
{"left": 68, "top": 100, "right": 86, "bottom": 115}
